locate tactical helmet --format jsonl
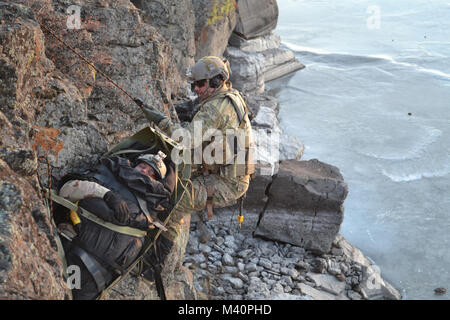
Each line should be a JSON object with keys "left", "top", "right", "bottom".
{"left": 188, "top": 56, "right": 230, "bottom": 82}
{"left": 137, "top": 151, "right": 167, "bottom": 179}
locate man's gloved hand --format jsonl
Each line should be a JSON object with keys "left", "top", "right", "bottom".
{"left": 134, "top": 98, "right": 145, "bottom": 107}
{"left": 103, "top": 191, "right": 130, "bottom": 224}
{"left": 134, "top": 98, "right": 167, "bottom": 124}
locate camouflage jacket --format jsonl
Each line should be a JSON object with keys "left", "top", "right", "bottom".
{"left": 158, "top": 84, "right": 254, "bottom": 178}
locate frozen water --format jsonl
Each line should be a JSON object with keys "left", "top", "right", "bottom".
{"left": 270, "top": 0, "right": 450, "bottom": 299}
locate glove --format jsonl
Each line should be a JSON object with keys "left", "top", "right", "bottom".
{"left": 103, "top": 191, "right": 130, "bottom": 224}
{"left": 134, "top": 98, "right": 145, "bottom": 107}
{"left": 134, "top": 98, "right": 167, "bottom": 124}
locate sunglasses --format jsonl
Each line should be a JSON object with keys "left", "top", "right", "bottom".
{"left": 190, "top": 79, "right": 207, "bottom": 91}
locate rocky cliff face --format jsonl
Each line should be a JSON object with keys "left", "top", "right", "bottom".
{"left": 0, "top": 0, "right": 186, "bottom": 299}
{"left": 0, "top": 0, "right": 399, "bottom": 300}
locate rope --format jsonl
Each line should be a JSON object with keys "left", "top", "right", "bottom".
{"left": 39, "top": 23, "right": 139, "bottom": 106}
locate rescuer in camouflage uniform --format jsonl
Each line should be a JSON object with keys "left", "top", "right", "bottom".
{"left": 135, "top": 56, "right": 255, "bottom": 243}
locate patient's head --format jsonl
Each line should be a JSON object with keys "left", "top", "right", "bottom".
{"left": 135, "top": 151, "right": 167, "bottom": 180}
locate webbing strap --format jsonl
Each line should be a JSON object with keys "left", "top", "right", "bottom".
{"left": 46, "top": 189, "right": 147, "bottom": 238}
{"left": 72, "top": 246, "right": 106, "bottom": 292}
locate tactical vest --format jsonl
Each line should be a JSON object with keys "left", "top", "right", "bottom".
{"left": 200, "top": 88, "right": 255, "bottom": 179}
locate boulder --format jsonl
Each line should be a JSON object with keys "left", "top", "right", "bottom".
{"left": 254, "top": 159, "right": 348, "bottom": 254}
{"left": 279, "top": 134, "right": 305, "bottom": 161}
{"left": 225, "top": 45, "right": 265, "bottom": 93}
{"left": 242, "top": 92, "right": 279, "bottom": 119}
{"left": 225, "top": 33, "right": 304, "bottom": 93}
{"left": 234, "top": 0, "right": 278, "bottom": 39}
{"left": 336, "top": 235, "right": 402, "bottom": 300}
{"left": 193, "top": 0, "right": 238, "bottom": 60}
{"left": 251, "top": 106, "right": 279, "bottom": 129}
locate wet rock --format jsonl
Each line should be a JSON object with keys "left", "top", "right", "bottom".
{"left": 434, "top": 287, "right": 446, "bottom": 295}
{"left": 336, "top": 235, "right": 401, "bottom": 300}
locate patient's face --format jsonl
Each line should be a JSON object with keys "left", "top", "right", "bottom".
{"left": 135, "top": 162, "right": 156, "bottom": 180}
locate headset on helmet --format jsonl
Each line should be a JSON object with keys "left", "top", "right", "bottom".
{"left": 136, "top": 151, "right": 167, "bottom": 179}
{"left": 188, "top": 56, "right": 230, "bottom": 83}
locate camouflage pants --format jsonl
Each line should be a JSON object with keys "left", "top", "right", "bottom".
{"left": 163, "top": 174, "right": 250, "bottom": 241}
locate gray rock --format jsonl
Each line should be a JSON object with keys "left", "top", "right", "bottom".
{"left": 237, "top": 262, "right": 245, "bottom": 272}
{"left": 279, "top": 134, "right": 305, "bottom": 161}
{"left": 223, "top": 266, "right": 239, "bottom": 274}
{"left": 247, "top": 277, "right": 270, "bottom": 299}
{"left": 258, "top": 258, "right": 272, "bottom": 269}
{"left": 280, "top": 275, "right": 294, "bottom": 288}
{"left": 331, "top": 247, "right": 344, "bottom": 256}
{"left": 295, "top": 261, "right": 310, "bottom": 271}
{"left": 254, "top": 159, "right": 348, "bottom": 254}
{"left": 237, "top": 249, "right": 253, "bottom": 259}
{"left": 340, "top": 262, "right": 350, "bottom": 275}
{"left": 272, "top": 282, "right": 285, "bottom": 294}
{"left": 270, "top": 255, "right": 283, "bottom": 264}
{"left": 306, "top": 273, "right": 346, "bottom": 296}
{"left": 133, "top": 0, "right": 195, "bottom": 75}
{"left": 224, "top": 277, "right": 244, "bottom": 290}
{"left": 237, "top": 272, "right": 249, "bottom": 283}
{"left": 336, "top": 235, "right": 402, "bottom": 300}
{"left": 290, "top": 246, "right": 306, "bottom": 255}
{"left": 234, "top": 233, "right": 246, "bottom": 242}
{"left": 186, "top": 253, "right": 206, "bottom": 264}
{"left": 245, "top": 262, "right": 258, "bottom": 272}
{"left": 347, "top": 290, "right": 363, "bottom": 300}
{"left": 199, "top": 243, "right": 212, "bottom": 253}
{"left": 297, "top": 283, "right": 336, "bottom": 300}
{"left": 215, "top": 237, "right": 225, "bottom": 246}
{"left": 327, "top": 260, "right": 342, "bottom": 276}
{"left": 234, "top": 0, "right": 278, "bottom": 39}
{"left": 249, "top": 257, "right": 260, "bottom": 264}
{"left": 192, "top": 0, "right": 237, "bottom": 60}
{"left": 311, "top": 258, "right": 327, "bottom": 274}
{"left": 222, "top": 253, "right": 235, "bottom": 266}
{"left": 252, "top": 106, "right": 279, "bottom": 129}
{"left": 248, "top": 271, "right": 260, "bottom": 277}
{"left": 224, "top": 247, "right": 235, "bottom": 255}
{"left": 214, "top": 286, "right": 226, "bottom": 295}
